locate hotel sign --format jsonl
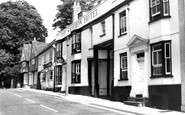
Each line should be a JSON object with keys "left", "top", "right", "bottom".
{"left": 58, "top": 0, "right": 126, "bottom": 40}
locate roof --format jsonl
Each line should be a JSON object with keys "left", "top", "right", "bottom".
{"left": 30, "top": 41, "right": 48, "bottom": 59}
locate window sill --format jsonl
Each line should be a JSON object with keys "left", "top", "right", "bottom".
{"left": 118, "top": 33, "right": 127, "bottom": 38}
{"left": 149, "top": 15, "right": 171, "bottom": 24}
{"left": 118, "top": 78, "right": 128, "bottom": 81}
{"left": 71, "top": 82, "right": 81, "bottom": 84}
{"left": 150, "top": 75, "right": 173, "bottom": 79}
{"left": 100, "top": 33, "right": 106, "bottom": 37}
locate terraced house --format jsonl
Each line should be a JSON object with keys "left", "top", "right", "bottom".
{"left": 54, "top": 0, "right": 185, "bottom": 111}
{"left": 20, "top": 0, "right": 185, "bottom": 112}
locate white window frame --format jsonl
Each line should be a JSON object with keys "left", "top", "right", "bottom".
{"left": 165, "top": 42, "right": 171, "bottom": 74}
{"left": 163, "top": 0, "right": 169, "bottom": 16}
{"left": 151, "top": 0, "right": 161, "bottom": 17}
{"left": 120, "top": 53, "right": 128, "bottom": 79}
{"left": 120, "top": 10, "right": 127, "bottom": 35}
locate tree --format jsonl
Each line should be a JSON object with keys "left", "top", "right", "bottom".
{"left": 53, "top": 0, "right": 102, "bottom": 31}
{"left": 0, "top": 0, "right": 48, "bottom": 86}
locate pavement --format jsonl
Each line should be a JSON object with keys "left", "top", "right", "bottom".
{"left": 17, "top": 88, "right": 185, "bottom": 115}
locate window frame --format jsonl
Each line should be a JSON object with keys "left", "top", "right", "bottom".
{"left": 151, "top": 41, "right": 172, "bottom": 78}
{"left": 120, "top": 52, "right": 128, "bottom": 80}
{"left": 119, "top": 10, "right": 127, "bottom": 36}
{"left": 71, "top": 60, "right": 81, "bottom": 83}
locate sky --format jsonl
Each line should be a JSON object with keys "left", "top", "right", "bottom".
{"left": 0, "top": 0, "right": 62, "bottom": 43}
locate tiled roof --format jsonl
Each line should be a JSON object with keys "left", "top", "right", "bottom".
{"left": 31, "top": 41, "right": 48, "bottom": 59}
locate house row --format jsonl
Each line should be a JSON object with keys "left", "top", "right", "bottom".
{"left": 20, "top": 0, "right": 185, "bottom": 111}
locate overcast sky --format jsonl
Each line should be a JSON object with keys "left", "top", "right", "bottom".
{"left": 0, "top": 0, "right": 62, "bottom": 43}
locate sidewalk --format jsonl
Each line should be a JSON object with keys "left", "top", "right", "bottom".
{"left": 18, "top": 88, "right": 185, "bottom": 115}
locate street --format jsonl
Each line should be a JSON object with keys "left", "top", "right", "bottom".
{"left": 0, "top": 89, "right": 135, "bottom": 115}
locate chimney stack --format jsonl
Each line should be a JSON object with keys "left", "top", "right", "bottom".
{"left": 73, "top": 2, "right": 81, "bottom": 23}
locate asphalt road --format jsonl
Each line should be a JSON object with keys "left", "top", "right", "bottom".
{"left": 0, "top": 89, "right": 133, "bottom": 115}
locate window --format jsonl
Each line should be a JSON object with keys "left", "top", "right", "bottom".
{"left": 49, "top": 51, "right": 52, "bottom": 61}
{"left": 56, "top": 43, "right": 62, "bottom": 58}
{"left": 120, "top": 53, "right": 128, "bottom": 80}
{"left": 31, "top": 59, "right": 35, "bottom": 65}
{"left": 72, "top": 61, "right": 81, "bottom": 83}
{"left": 50, "top": 71, "right": 53, "bottom": 80}
{"left": 150, "top": 0, "right": 170, "bottom": 21}
{"left": 151, "top": 41, "right": 172, "bottom": 77}
{"left": 44, "top": 54, "right": 46, "bottom": 64}
{"left": 101, "top": 20, "right": 105, "bottom": 35}
{"left": 90, "top": 27, "right": 93, "bottom": 47}
{"left": 120, "top": 10, "right": 127, "bottom": 35}
{"left": 38, "top": 57, "right": 41, "bottom": 65}
{"left": 72, "top": 32, "right": 81, "bottom": 54}
{"left": 56, "top": 67, "right": 62, "bottom": 85}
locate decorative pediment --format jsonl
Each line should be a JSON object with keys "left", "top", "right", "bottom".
{"left": 127, "top": 35, "right": 149, "bottom": 48}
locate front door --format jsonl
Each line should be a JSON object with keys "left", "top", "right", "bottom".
{"left": 137, "top": 58, "right": 145, "bottom": 95}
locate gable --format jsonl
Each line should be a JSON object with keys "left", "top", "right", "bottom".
{"left": 127, "top": 34, "right": 149, "bottom": 48}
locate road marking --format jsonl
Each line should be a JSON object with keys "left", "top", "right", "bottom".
{"left": 88, "top": 104, "right": 136, "bottom": 115}
{"left": 40, "top": 104, "right": 59, "bottom": 113}
{"left": 14, "top": 94, "right": 22, "bottom": 97}
{"left": 25, "top": 98, "right": 36, "bottom": 103}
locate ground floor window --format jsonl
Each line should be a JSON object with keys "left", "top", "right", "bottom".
{"left": 120, "top": 52, "right": 128, "bottom": 80}
{"left": 72, "top": 60, "right": 81, "bottom": 83}
{"left": 56, "top": 66, "right": 62, "bottom": 85}
{"left": 151, "top": 41, "right": 172, "bottom": 77}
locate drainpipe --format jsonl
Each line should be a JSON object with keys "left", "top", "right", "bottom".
{"left": 111, "top": 13, "right": 115, "bottom": 100}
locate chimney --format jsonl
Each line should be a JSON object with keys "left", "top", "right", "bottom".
{"left": 73, "top": 2, "right": 81, "bottom": 23}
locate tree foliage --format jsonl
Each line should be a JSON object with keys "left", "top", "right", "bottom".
{"left": 53, "top": 0, "right": 102, "bottom": 31}
{"left": 0, "top": 0, "right": 48, "bottom": 81}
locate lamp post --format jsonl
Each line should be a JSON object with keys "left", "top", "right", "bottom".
{"left": 65, "top": 37, "right": 69, "bottom": 96}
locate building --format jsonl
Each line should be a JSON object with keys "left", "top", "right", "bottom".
{"left": 37, "top": 40, "right": 55, "bottom": 91}
{"left": 20, "top": 39, "right": 47, "bottom": 88}
{"left": 20, "top": 43, "right": 31, "bottom": 88}
{"left": 29, "top": 39, "right": 48, "bottom": 89}
{"left": 55, "top": 0, "right": 185, "bottom": 111}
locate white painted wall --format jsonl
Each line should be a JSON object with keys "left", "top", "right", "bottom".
{"left": 114, "top": 0, "right": 149, "bottom": 87}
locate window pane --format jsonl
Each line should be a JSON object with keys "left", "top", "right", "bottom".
{"left": 158, "top": 50, "right": 162, "bottom": 64}
{"left": 166, "top": 59, "right": 171, "bottom": 73}
{"left": 165, "top": 43, "right": 170, "bottom": 58}
{"left": 153, "top": 52, "right": 157, "bottom": 65}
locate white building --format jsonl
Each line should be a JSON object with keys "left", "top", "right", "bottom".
{"left": 37, "top": 40, "right": 55, "bottom": 90}
{"left": 55, "top": 0, "right": 185, "bottom": 111}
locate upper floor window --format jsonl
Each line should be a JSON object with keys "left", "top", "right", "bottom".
{"left": 101, "top": 20, "right": 106, "bottom": 35}
{"left": 72, "top": 60, "right": 81, "bottom": 83}
{"left": 119, "top": 10, "right": 127, "bottom": 35}
{"left": 31, "top": 59, "right": 35, "bottom": 65}
{"left": 56, "top": 43, "right": 62, "bottom": 58}
{"left": 44, "top": 54, "right": 46, "bottom": 64}
{"left": 72, "top": 32, "right": 81, "bottom": 54}
{"left": 120, "top": 53, "right": 128, "bottom": 80}
{"left": 150, "top": 0, "right": 170, "bottom": 22}
{"left": 38, "top": 57, "right": 41, "bottom": 65}
{"left": 151, "top": 41, "right": 172, "bottom": 77}
{"left": 49, "top": 51, "right": 52, "bottom": 61}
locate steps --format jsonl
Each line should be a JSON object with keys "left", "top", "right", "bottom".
{"left": 124, "top": 97, "right": 149, "bottom": 107}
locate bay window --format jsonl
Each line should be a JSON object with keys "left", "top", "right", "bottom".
{"left": 151, "top": 41, "right": 172, "bottom": 77}
{"left": 150, "top": 0, "right": 170, "bottom": 22}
